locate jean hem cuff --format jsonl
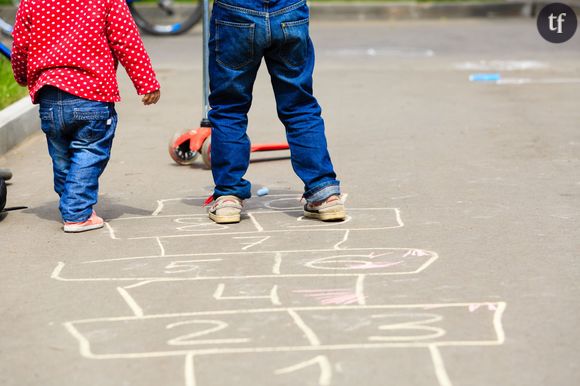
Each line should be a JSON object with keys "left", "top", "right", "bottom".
{"left": 303, "top": 181, "right": 340, "bottom": 203}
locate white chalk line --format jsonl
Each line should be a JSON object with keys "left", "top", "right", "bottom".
{"left": 247, "top": 212, "right": 264, "bottom": 232}
{"left": 64, "top": 340, "right": 507, "bottom": 360}
{"left": 274, "top": 355, "right": 332, "bottom": 386}
{"left": 272, "top": 252, "right": 282, "bottom": 274}
{"left": 333, "top": 230, "right": 350, "bottom": 250}
{"left": 65, "top": 302, "right": 506, "bottom": 324}
{"left": 123, "top": 280, "right": 157, "bottom": 289}
{"left": 128, "top": 225, "right": 403, "bottom": 240}
{"left": 355, "top": 275, "right": 366, "bottom": 305}
{"left": 213, "top": 284, "right": 281, "bottom": 306}
{"left": 117, "top": 287, "right": 144, "bottom": 317}
{"left": 64, "top": 322, "right": 95, "bottom": 359}
{"left": 212, "top": 283, "right": 226, "bottom": 299}
{"left": 185, "top": 352, "right": 196, "bottom": 386}
{"left": 235, "top": 235, "right": 271, "bottom": 250}
{"left": 81, "top": 247, "right": 432, "bottom": 264}
{"left": 271, "top": 285, "right": 282, "bottom": 306}
{"left": 493, "top": 302, "right": 507, "bottom": 345}
{"left": 166, "top": 320, "right": 250, "bottom": 346}
{"left": 112, "top": 207, "right": 400, "bottom": 222}
{"left": 263, "top": 197, "right": 303, "bottom": 211}
{"left": 104, "top": 207, "right": 402, "bottom": 240}
{"left": 63, "top": 302, "right": 506, "bottom": 360}
{"left": 50, "top": 270, "right": 437, "bottom": 283}
{"left": 52, "top": 248, "right": 439, "bottom": 282}
{"left": 287, "top": 309, "right": 321, "bottom": 346}
{"left": 51, "top": 262, "right": 66, "bottom": 279}
{"left": 156, "top": 237, "right": 166, "bottom": 257}
{"left": 150, "top": 194, "right": 304, "bottom": 216}
{"left": 429, "top": 345, "right": 453, "bottom": 386}
{"left": 104, "top": 222, "right": 118, "bottom": 240}
{"left": 394, "top": 208, "right": 403, "bottom": 228}
{"left": 152, "top": 200, "right": 164, "bottom": 216}
{"left": 289, "top": 215, "right": 353, "bottom": 228}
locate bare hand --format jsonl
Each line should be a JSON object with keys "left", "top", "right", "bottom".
{"left": 142, "top": 89, "right": 160, "bottom": 105}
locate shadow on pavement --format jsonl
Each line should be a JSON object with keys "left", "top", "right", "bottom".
{"left": 23, "top": 194, "right": 152, "bottom": 222}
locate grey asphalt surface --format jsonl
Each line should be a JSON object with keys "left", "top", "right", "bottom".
{"left": 1, "top": 19, "right": 580, "bottom": 386}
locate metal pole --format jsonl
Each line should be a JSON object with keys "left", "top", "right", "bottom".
{"left": 201, "top": 0, "right": 211, "bottom": 125}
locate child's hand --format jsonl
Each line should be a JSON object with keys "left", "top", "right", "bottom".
{"left": 142, "top": 89, "right": 160, "bottom": 105}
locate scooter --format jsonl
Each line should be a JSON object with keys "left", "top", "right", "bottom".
{"left": 168, "top": 0, "right": 289, "bottom": 169}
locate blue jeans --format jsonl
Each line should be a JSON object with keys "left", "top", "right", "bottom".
{"left": 208, "top": 0, "right": 340, "bottom": 203}
{"left": 38, "top": 86, "right": 117, "bottom": 222}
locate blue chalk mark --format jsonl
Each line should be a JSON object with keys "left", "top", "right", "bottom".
{"left": 469, "top": 73, "right": 501, "bottom": 82}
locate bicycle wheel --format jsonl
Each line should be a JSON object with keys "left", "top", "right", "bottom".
{"left": 128, "top": 0, "right": 203, "bottom": 36}
{"left": 0, "top": 178, "right": 6, "bottom": 213}
{"left": 0, "top": 169, "right": 12, "bottom": 181}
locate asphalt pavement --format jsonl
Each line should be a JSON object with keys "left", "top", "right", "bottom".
{"left": 1, "top": 19, "right": 579, "bottom": 386}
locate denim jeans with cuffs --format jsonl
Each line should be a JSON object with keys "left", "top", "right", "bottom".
{"left": 38, "top": 86, "right": 117, "bottom": 222}
{"left": 208, "top": 0, "right": 340, "bottom": 203}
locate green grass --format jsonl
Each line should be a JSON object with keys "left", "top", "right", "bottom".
{"left": 0, "top": 57, "right": 27, "bottom": 110}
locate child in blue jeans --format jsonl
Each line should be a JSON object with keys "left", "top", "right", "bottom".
{"left": 207, "top": 0, "right": 346, "bottom": 224}
{"left": 12, "top": 0, "right": 160, "bottom": 232}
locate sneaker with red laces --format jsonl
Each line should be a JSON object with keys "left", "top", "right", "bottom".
{"left": 208, "top": 195, "right": 243, "bottom": 224}
{"left": 304, "top": 195, "right": 346, "bottom": 221}
{"left": 63, "top": 211, "right": 104, "bottom": 233}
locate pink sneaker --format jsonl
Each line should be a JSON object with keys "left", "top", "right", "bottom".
{"left": 63, "top": 211, "right": 104, "bottom": 233}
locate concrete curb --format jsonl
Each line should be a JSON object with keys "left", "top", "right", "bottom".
{"left": 309, "top": 2, "right": 534, "bottom": 20}
{"left": 0, "top": 97, "right": 38, "bottom": 156}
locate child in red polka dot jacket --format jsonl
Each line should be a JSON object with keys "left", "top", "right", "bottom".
{"left": 11, "top": 0, "right": 161, "bottom": 233}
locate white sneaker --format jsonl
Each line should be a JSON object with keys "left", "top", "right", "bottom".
{"left": 304, "top": 195, "right": 346, "bottom": 221}
{"left": 208, "top": 195, "right": 243, "bottom": 224}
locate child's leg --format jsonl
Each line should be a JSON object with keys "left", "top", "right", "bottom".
{"left": 207, "top": 5, "right": 264, "bottom": 200}
{"left": 59, "top": 98, "right": 117, "bottom": 223}
{"left": 39, "top": 96, "right": 71, "bottom": 197}
{"left": 265, "top": 6, "right": 341, "bottom": 203}
{"left": 43, "top": 130, "right": 71, "bottom": 197}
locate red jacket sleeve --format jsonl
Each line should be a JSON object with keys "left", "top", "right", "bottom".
{"left": 11, "top": 0, "right": 31, "bottom": 86}
{"left": 105, "top": 0, "right": 160, "bottom": 95}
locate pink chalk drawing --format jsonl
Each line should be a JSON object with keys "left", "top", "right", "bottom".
{"left": 294, "top": 289, "right": 362, "bottom": 305}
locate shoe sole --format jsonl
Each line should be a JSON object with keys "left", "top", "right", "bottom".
{"left": 304, "top": 209, "right": 346, "bottom": 221}
{"left": 209, "top": 212, "right": 241, "bottom": 224}
{"left": 64, "top": 222, "right": 105, "bottom": 233}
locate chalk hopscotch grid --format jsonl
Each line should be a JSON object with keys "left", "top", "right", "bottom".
{"left": 55, "top": 195, "right": 507, "bottom": 386}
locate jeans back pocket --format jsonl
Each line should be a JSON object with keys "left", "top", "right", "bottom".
{"left": 39, "top": 108, "right": 57, "bottom": 138}
{"left": 280, "top": 18, "right": 309, "bottom": 68}
{"left": 73, "top": 107, "right": 112, "bottom": 141}
{"left": 216, "top": 20, "right": 255, "bottom": 70}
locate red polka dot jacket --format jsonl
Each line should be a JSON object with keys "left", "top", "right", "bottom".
{"left": 11, "top": 0, "right": 160, "bottom": 103}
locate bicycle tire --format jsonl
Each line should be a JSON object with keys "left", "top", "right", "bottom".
{"left": 128, "top": 0, "right": 203, "bottom": 36}
{"left": 0, "top": 169, "right": 12, "bottom": 181}
{"left": 0, "top": 178, "right": 6, "bottom": 213}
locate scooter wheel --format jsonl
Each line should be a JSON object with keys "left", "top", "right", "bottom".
{"left": 0, "top": 178, "right": 6, "bottom": 213}
{"left": 201, "top": 136, "right": 212, "bottom": 169}
{"left": 168, "top": 130, "right": 199, "bottom": 165}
